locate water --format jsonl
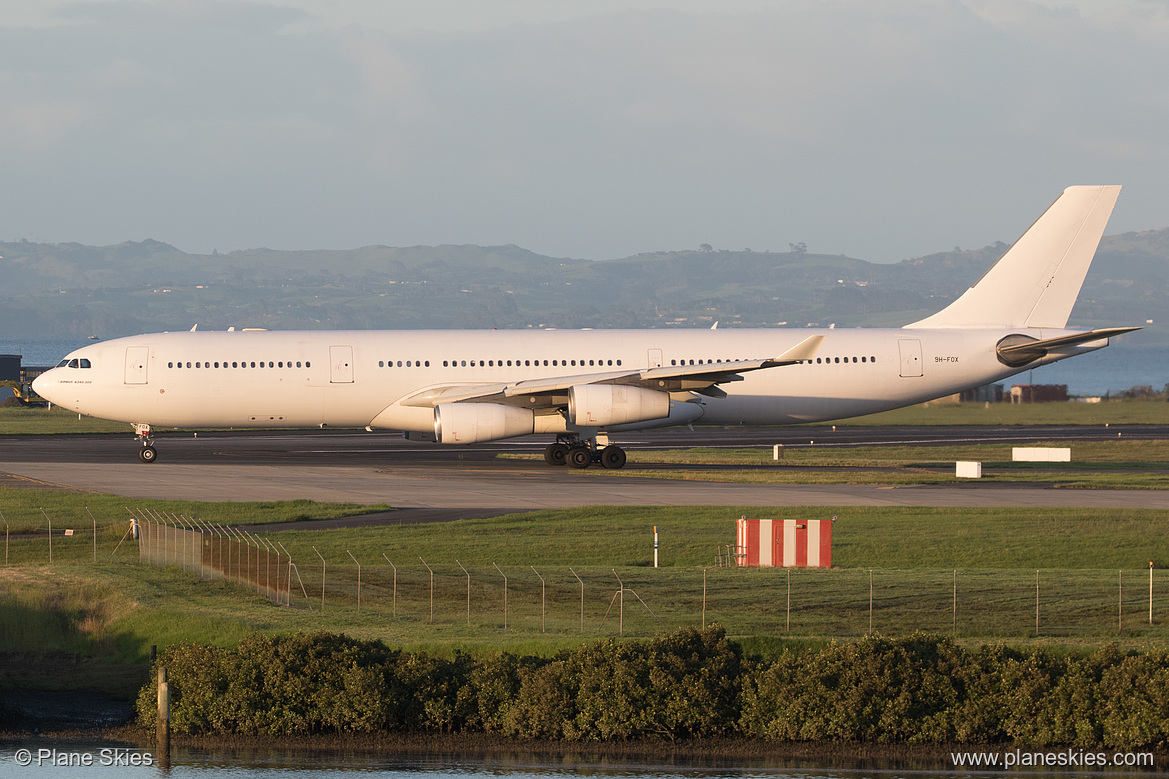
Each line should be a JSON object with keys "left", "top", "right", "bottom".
{"left": 2, "top": 336, "right": 1164, "bottom": 397}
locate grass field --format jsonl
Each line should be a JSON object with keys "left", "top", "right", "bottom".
{"left": 5, "top": 497, "right": 1169, "bottom": 698}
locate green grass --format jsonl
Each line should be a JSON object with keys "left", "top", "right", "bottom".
{"left": 840, "top": 398, "right": 1169, "bottom": 426}
{"left": 0, "top": 406, "right": 129, "bottom": 435}
{"left": 0, "top": 487, "right": 388, "bottom": 535}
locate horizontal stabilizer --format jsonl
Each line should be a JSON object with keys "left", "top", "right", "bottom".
{"left": 996, "top": 327, "right": 1142, "bottom": 367}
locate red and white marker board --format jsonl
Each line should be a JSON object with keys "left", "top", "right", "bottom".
{"left": 736, "top": 518, "right": 832, "bottom": 568}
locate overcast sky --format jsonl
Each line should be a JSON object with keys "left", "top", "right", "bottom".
{"left": 1, "top": 0, "right": 1166, "bottom": 261}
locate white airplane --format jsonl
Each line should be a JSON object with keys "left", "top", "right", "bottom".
{"left": 34, "top": 185, "right": 1139, "bottom": 467}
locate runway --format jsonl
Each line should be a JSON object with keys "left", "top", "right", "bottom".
{"left": 2, "top": 425, "right": 1167, "bottom": 515}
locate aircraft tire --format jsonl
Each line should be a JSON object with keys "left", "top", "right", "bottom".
{"left": 567, "top": 446, "right": 592, "bottom": 469}
{"left": 139, "top": 446, "right": 157, "bottom": 463}
{"left": 600, "top": 445, "right": 627, "bottom": 469}
{"left": 544, "top": 443, "right": 569, "bottom": 466}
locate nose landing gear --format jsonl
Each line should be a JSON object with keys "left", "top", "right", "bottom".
{"left": 134, "top": 423, "right": 157, "bottom": 464}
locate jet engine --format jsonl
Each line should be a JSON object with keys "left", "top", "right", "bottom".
{"left": 434, "top": 403, "right": 534, "bottom": 444}
{"left": 567, "top": 384, "right": 671, "bottom": 427}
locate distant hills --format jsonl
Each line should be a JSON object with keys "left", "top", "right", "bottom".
{"left": 2, "top": 228, "right": 1166, "bottom": 343}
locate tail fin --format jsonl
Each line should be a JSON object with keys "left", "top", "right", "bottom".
{"left": 905, "top": 185, "right": 1121, "bottom": 329}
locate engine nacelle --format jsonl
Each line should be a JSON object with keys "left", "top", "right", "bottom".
{"left": 434, "top": 403, "right": 534, "bottom": 444}
{"left": 568, "top": 384, "right": 671, "bottom": 427}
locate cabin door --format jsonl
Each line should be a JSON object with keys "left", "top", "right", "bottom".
{"left": 898, "top": 339, "right": 923, "bottom": 378}
{"left": 329, "top": 345, "right": 354, "bottom": 383}
{"left": 124, "top": 346, "right": 149, "bottom": 385}
{"left": 647, "top": 348, "right": 664, "bottom": 368}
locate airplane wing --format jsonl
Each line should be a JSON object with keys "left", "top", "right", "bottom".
{"left": 401, "top": 334, "right": 825, "bottom": 409}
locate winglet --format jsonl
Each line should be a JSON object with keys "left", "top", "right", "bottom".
{"left": 767, "top": 334, "right": 825, "bottom": 365}
{"left": 906, "top": 186, "right": 1121, "bottom": 329}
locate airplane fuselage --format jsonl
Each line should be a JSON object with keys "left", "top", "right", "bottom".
{"left": 36, "top": 325, "right": 1098, "bottom": 433}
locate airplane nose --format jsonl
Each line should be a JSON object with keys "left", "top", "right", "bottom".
{"left": 32, "top": 371, "right": 55, "bottom": 402}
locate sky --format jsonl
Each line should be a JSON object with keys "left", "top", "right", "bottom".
{"left": 1, "top": 0, "right": 1167, "bottom": 262}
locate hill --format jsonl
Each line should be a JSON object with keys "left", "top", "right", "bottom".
{"left": 1, "top": 230, "right": 1165, "bottom": 340}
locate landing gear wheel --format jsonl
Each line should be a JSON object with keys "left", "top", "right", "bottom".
{"left": 139, "top": 445, "right": 157, "bottom": 463}
{"left": 600, "top": 445, "right": 627, "bottom": 469}
{"left": 567, "top": 446, "right": 593, "bottom": 469}
{"left": 544, "top": 443, "right": 569, "bottom": 466}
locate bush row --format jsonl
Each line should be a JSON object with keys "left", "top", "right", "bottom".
{"left": 137, "top": 628, "right": 1169, "bottom": 746}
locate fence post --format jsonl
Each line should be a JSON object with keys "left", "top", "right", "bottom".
{"left": 421, "top": 557, "right": 434, "bottom": 623}
{"left": 87, "top": 507, "right": 97, "bottom": 563}
{"left": 493, "top": 563, "right": 508, "bottom": 630}
{"left": 1036, "top": 570, "right": 1040, "bottom": 636}
{"left": 952, "top": 569, "right": 957, "bottom": 637}
{"left": 613, "top": 569, "right": 624, "bottom": 636}
{"left": 1119, "top": 569, "right": 1123, "bottom": 631}
{"left": 382, "top": 554, "right": 397, "bottom": 617}
{"left": 868, "top": 568, "right": 873, "bottom": 635}
{"left": 347, "top": 551, "right": 362, "bottom": 612}
{"left": 569, "top": 567, "right": 584, "bottom": 632}
{"left": 532, "top": 566, "right": 546, "bottom": 633}
{"left": 276, "top": 541, "right": 294, "bottom": 606}
{"left": 457, "top": 560, "right": 470, "bottom": 625}
{"left": 157, "top": 666, "right": 170, "bottom": 758}
{"left": 41, "top": 509, "right": 52, "bottom": 564}
{"left": 786, "top": 568, "right": 791, "bottom": 633}
{"left": 314, "top": 547, "right": 326, "bottom": 610}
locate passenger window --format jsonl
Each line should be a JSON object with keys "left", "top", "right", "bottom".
{"left": 168, "top": 362, "right": 174, "bottom": 368}
{"left": 616, "top": 360, "right": 622, "bottom": 366}
{"left": 425, "top": 361, "right": 430, "bottom": 367}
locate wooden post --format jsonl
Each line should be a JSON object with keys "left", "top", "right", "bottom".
{"left": 570, "top": 567, "right": 584, "bottom": 632}
{"left": 157, "top": 666, "right": 170, "bottom": 757}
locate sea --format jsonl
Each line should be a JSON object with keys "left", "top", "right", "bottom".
{"left": 2, "top": 336, "right": 1165, "bottom": 398}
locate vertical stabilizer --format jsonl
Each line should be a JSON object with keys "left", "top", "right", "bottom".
{"left": 905, "top": 185, "right": 1121, "bottom": 329}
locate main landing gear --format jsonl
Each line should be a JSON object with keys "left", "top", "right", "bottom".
{"left": 543, "top": 435, "right": 627, "bottom": 470}
{"left": 134, "top": 423, "right": 157, "bottom": 464}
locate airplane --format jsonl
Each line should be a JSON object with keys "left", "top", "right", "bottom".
{"left": 33, "top": 185, "right": 1140, "bottom": 467}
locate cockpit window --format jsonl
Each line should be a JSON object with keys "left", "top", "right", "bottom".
{"left": 79, "top": 359, "right": 91, "bottom": 368}
{"left": 57, "top": 359, "right": 69, "bottom": 368}
{"left": 67, "top": 359, "right": 79, "bottom": 368}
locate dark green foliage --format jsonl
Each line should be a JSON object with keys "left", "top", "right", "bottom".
{"left": 138, "top": 628, "right": 1169, "bottom": 747}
